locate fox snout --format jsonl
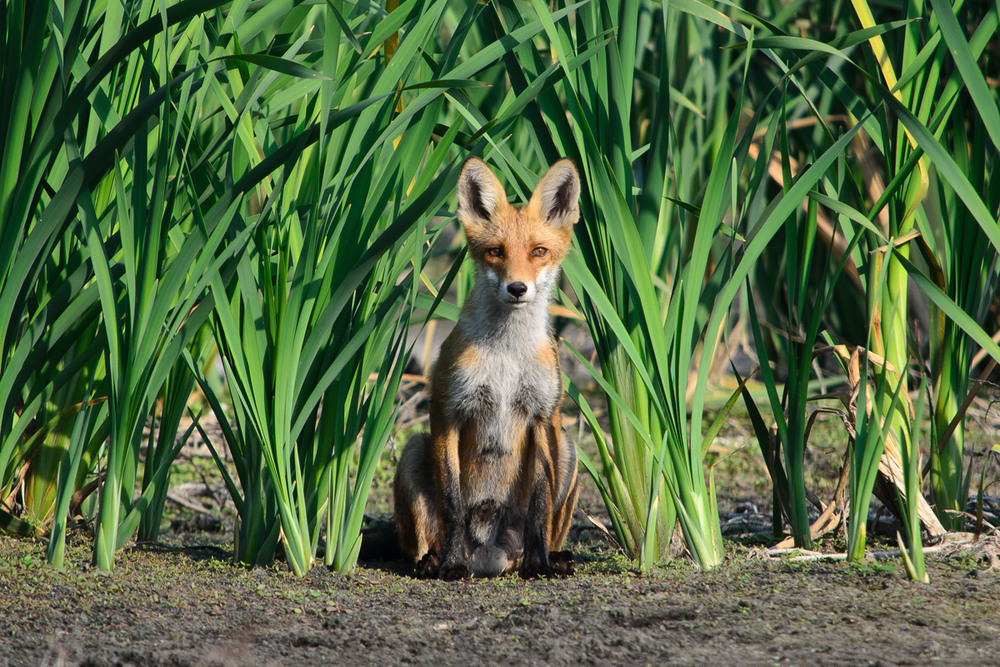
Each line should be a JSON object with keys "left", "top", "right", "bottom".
{"left": 497, "top": 276, "right": 536, "bottom": 308}
{"left": 480, "top": 261, "right": 559, "bottom": 308}
{"left": 507, "top": 281, "right": 527, "bottom": 298}
{"left": 482, "top": 272, "right": 535, "bottom": 308}
{"left": 483, "top": 269, "right": 534, "bottom": 306}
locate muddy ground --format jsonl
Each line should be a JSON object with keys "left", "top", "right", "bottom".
{"left": 2, "top": 396, "right": 1000, "bottom": 666}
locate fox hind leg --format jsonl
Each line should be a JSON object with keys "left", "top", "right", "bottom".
{"left": 520, "top": 415, "right": 579, "bottom": 579}
{"left": 546, "top": 413, "right": 578, "bottom": 575}
{"left": 393, "top": 433, "right": 441, "bottom": 577}
{"left": 548, "top": 475, "right": 578, "bottom": 575}
{"left": 549, "top": 450, "right": 578, "bottom": 550}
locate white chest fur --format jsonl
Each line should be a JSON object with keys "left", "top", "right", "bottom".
{"left": 435, "top": 279, "right": 563, "bottom": 455}
{"left": 442, "top": 340, "right": 560, "bottom": 456}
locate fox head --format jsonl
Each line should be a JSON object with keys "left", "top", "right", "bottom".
{"left": 456, "top": 157, "right": 580, "bottom": 309}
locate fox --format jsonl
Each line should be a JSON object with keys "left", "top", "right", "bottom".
{"left": 393, "top": 157, "right": 581, "bottom": 580}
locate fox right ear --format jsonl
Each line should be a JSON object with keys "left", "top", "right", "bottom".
{"left": 528, "top": 159, "right": 580, "bottom": 231}
{"left": 457, "top": 158, "right": 507, "bottom": 229}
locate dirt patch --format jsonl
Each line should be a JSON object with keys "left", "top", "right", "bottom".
{"left": 2, "top": 531, "right": 1000, "bottom": 666}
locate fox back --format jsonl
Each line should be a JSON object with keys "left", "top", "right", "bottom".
{"left": 394, "top": 157, "right": 581, "bottom": 579}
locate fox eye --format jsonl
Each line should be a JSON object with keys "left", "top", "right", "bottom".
{"left": 531, "top": 247, "right": 548, "bottom": 258}
{"left": 486, "top": 247, "right": 504, "bottom": 258}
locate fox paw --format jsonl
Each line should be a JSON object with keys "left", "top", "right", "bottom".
{"left": 519, "top": 562, "right": 555, "bottom": 580}
{"left": 519, "top": 553, "right": 554, "bottom": 580}
{"left": 548, "top": 550, "right": 575, "bottom": 576}
{"left": 415, "top": 550, "right": 440, "bottom": 579}
{"left": 520, "top": 550, "right": 575, "bottom": 579}
{"left": 439, "top": 561, "right": 470, "bottom": 581}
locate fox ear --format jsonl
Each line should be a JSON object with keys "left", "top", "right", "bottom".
{"left": 529, "top": 159, "right": 580, "bottom": 231}
{"left": 457, "top": 158, "right": 507, "bottom": 229}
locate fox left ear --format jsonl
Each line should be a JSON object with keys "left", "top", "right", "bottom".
{"left": 529, "top": 159, "right": 581, "bottom": 231}
{"left": 457, "top": 157, "right": 508, "bottom": 231}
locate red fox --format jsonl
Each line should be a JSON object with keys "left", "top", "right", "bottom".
{"left": 394, "top": 157, "right": 581, "bottom": 579}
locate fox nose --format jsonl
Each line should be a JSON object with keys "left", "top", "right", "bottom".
{"left": 507, "top": 282, "right": 528, "bottom": 298}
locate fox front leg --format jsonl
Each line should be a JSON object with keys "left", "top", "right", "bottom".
{"left": 520, "top": 417, "right": 560, "bottom": 579}
{"left": 432, "top": 424, "right": 469, "bottom": 581}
